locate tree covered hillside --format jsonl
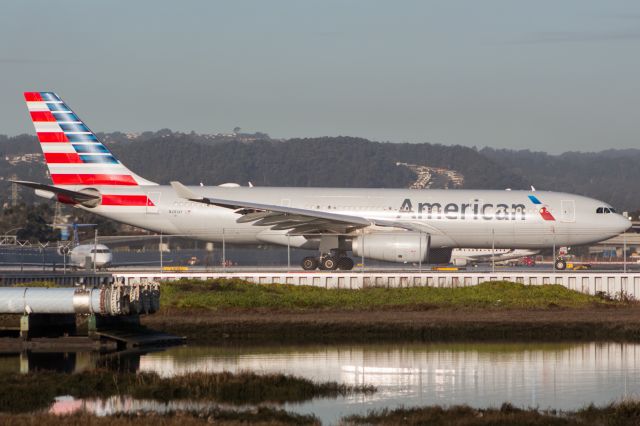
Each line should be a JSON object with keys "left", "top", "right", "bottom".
{"left": 0, "top": 132, "right": 637, "bottom": 211}
{"left": 107, "top": 136, "right": 525, "bottom": 190}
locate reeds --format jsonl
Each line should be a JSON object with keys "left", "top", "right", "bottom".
{"left": 0, "top": 370, "right": 375, "bottom": 413}
{"left": 342, "top": 401, "right": 640, "bottom": 425}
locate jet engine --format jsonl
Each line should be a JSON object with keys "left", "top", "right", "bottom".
{"left": 351, "top": 232, "right": 452, "bottom": 264}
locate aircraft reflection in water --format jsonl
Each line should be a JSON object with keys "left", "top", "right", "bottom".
{"left": 24, "top": 342, "right": 640, "bottom": 424}
{"left": 16, "top": 92, "right": 630, "bottom": 271}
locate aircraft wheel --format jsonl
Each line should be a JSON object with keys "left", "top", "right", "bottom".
{"left": 554, "top": 258, "right": 567, "bottom": 270}
{"left": 337, "top": 257, "right": 354, "bottom": 270}
{"left": 302, "top": 256, "right": 319, "bottom": 270}
{"left": 320, "top": 256, "right": 339, "bottom": 271}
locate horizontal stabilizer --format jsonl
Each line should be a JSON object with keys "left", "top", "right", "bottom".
{"left": 11, "top": 180, "right": 101, "bottom": 206}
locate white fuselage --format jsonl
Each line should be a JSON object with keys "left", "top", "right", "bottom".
{"left": 68, "top": 244, "right": 113, "bottom": 269}
{"left": 78, "top": 186, "right": 630, "bottom": 251}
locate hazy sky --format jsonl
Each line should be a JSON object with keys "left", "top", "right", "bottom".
{"left": 2, "top": 1, "right": 640, "bottom": 153}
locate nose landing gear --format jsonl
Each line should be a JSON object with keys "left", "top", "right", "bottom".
{"left": 554, "top": 257, "right": 567, "bottom": 270}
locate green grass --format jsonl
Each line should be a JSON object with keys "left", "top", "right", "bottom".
{"left": 160, "top": 279, "right": 620, "bottom": 311}
{"left": 12, "top": 281, "right": 57, "bottom": 288}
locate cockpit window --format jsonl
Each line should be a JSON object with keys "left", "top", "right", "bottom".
{"left": 90, "top": 249, "right": 110, "bottom": 253}
{"left": 596, "top": 207, "right": 615, "bottom": 214}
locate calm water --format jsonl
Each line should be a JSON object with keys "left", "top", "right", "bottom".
{"left": 9, "top": 342, "right": 640, "bottom": 425}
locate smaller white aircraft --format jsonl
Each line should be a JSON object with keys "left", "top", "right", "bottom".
{"left": 450, "top": 248, "right": 538, "bottom": 266}
{"left": 56, "top": 223, "right": 113, "bottom": 270}
{"left": 59, "top": 242, "right": 113, "bottom": 270}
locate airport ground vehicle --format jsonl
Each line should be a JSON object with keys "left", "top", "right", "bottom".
{"left": 451, "top": 248, "right": 538, "bottom": 267}
{"left": 15, "top": 92, "right": 631, "bottom": 270}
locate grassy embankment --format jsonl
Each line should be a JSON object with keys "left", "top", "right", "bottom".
{"left": 146, "top": 279, "right": 640, "bottom": 343}
{"left": 343, "top": 402, "right": 640, "bottom": 425}
{"left": 160, "top": 279, "right": 618, "bottom": 311}
{"left": 0, "top": 370, "right": 373, "bottom": 414}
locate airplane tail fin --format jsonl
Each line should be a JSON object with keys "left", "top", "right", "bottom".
{"left": 24, "top": 92, "right": 156, "bottom": 187}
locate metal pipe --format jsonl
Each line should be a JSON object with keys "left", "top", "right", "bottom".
{"left": 0, "top": 284, "right": 161, "bottom": 316}
{"left": 0, "top": 287, "right": 102, "bottom": 315}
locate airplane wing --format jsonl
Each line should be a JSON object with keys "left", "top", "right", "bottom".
{"left": 171, "top": 181, "right": 427, "bottom": 235}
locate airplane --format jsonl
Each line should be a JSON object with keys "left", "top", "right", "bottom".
{"left": 13, "top": 92, "right": 631, "bottom": 271}
{"left": 55, "top": 223, "right": 113, "bottom": 270}
{"left": 0, "top": 241, "right": 113, "bottom": 271}
{"left": 62, "top": 243, "right": 112, "bottom": 270}
{"left": 450, "top": 248, "right": 538, "bottom": 267}
{"left": 0, "top": 223, "right": 113, "bottom": 270}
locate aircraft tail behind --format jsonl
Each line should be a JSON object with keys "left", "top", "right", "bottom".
{"left": 24, "top": 92, "right": 156, "bottom": 187}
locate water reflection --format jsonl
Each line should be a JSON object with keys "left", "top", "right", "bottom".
{"left": 6, "top": 342, "right": 640, "bottom": 425}
{"left": 49, "top": 395, "right": 230, "bottom": 416}
{"left": 135, "top": 342, "right": 640, "bottom": 422}
{"left": 0, "top": 350, "right": 147, "bottom": 374}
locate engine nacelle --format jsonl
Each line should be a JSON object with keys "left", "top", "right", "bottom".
{"left": 351, "top": 232, "right": 452, "bottom": 264}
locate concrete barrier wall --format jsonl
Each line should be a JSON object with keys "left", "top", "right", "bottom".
{"left": 114, "top": 272, "right": 640, "bottom": 298}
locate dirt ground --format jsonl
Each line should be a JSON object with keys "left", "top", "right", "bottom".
{"left": 142, "top": 305, "right": 640, "bottom": 343}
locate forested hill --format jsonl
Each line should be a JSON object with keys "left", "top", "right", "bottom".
{"left": 107, "top": 136, "right": 525, "bottom": 190}
{"left": 1, "top": 132, "right": 638, "bottom": 211}
{"left": 481, "top": 148, "right": 640, "bottom": 214}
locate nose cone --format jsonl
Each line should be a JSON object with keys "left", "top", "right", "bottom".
{"left": 613, "top": 214, "right": 632, "bottom": 234}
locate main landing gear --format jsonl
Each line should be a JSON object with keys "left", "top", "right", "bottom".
{"left": 302, "top": 235, "right": 354, "bottom": 271}
{"left": 301, "top": 253, "right": 355, "bottom": 271}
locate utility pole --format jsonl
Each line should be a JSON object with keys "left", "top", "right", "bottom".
{"left": 10, "top": 174, "right": 19, "bottom": 207}
{"left": 160, "top": 232, "right": 163, "bottom": 271}
{"left": 93, "top": 229, "right": 98, "bottom": 274}
{"left": 491, "top": 228, "right": 495, "bottom": 274}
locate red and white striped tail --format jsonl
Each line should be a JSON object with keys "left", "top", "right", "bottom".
{"left": 24, "top": 92, "right": 157, "bottom": 209}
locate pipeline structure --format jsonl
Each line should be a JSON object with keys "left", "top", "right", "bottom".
{"left": 0, "top": 282, "right": 160, "bottom": 316}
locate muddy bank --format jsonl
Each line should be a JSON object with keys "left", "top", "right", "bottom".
{"left": 143, "top": 305, "right": 640, "bottom": 344}
{"left": 1, "top": 410, "right": 319, "bottom": 425}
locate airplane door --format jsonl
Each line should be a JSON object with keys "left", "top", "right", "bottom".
{"left": 146, "top": 192, "right": 161, "bottom": 214}
{"left": 560, "top": 200, "right": 575, "bottom": 222}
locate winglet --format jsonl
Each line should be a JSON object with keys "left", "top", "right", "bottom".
{"left": 170, "top": 181, "right": 202, "bottom": 201}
